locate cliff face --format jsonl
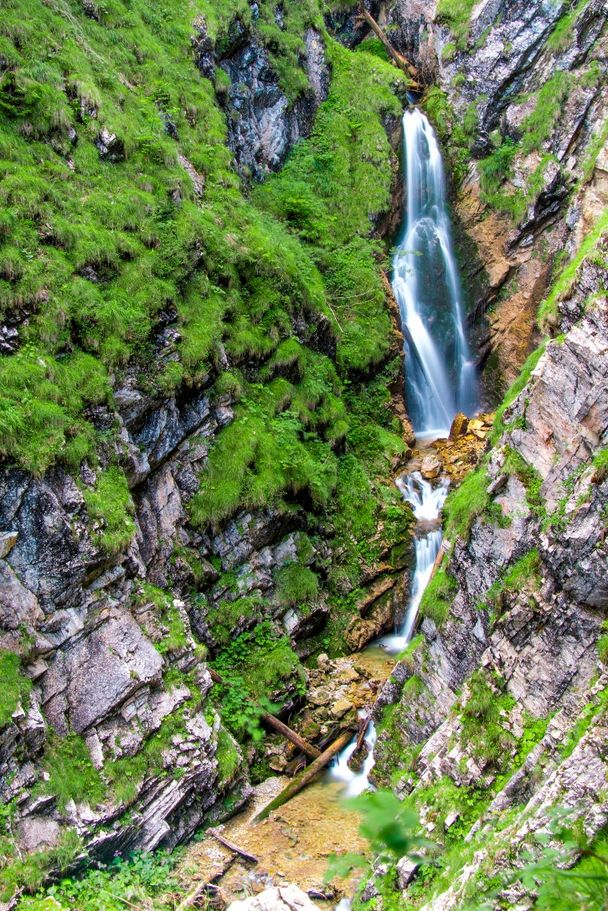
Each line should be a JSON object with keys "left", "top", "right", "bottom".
{"left": 389, "top": 0, "right": 608, "bottom": 401}
{"left": 0, "top": 1, "right": 412, "bottom": 896}
{"left": 365, "top": 2, "right": 608, "bottom": 907}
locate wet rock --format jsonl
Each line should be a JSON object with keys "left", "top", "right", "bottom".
{"left": 228, "top": 884, "right": 317, "bottom": 911}
{"left": 449, "top": 413, "right": 469, "bottom": 440}
{"left": 421, "top": 453, "right": 442, "bottom": 480}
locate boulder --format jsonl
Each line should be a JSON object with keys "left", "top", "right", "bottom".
{"left": 228, "top": 885, "right": 317, "bottom": 911}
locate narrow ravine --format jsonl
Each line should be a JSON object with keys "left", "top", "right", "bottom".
{"left": 328, "top": 106, "right": 478, "bottom": 797}
{"left": 184, "top": 104, "right": 479, "bottom": 906}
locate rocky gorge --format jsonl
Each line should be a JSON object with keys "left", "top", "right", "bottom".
{"left": 0, "top": 1, "right": 607, "bottom": 910}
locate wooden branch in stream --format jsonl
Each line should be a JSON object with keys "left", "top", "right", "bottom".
{"left": 253, "top": 729, "right": 355, "bottom": 822}
{"left": 355, "top": 713, "right": 371, "bottom": 753}
{"left": 208, "top": 668, "right": 321, "bottom": 760}
{"left": 357, "top": 6, "right": 420, "bottom": 82}
{"left": 207, "top": 828, "right": 258, "bottom": 864}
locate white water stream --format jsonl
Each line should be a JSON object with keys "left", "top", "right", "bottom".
{"left": 330, "top": 108, "right": 477, "bottom": 798}
{"left": 393, "top": 108, "right": 477, "bottom": 438}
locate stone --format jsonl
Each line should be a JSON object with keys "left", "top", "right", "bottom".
{"left": 330, "top": 697, "right": 353, "bottom": 719}
{"left": 397, "top": 856, "right": 419, "bottom": 889}
{"left": 449, "top": 413, "right": 469, "bottom": 440}
{"left": 0, "top": 531, "right": 17, "bottom": 558}
{"left": 421, "top": 454, "right": 442, "bottom": 480}
{"left": 228, "top": 885, "right": 317, "bottom": 911}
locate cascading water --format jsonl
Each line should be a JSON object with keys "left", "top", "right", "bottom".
{"left": 330, "top": 109, "right": 477, "bottom": 799}
{"left": 330, "top": 711, "right": 378, "bottom": 796}
{"left": 380, "top": 473, "right": 449, "bottom": 654}
{"left": 393, "top": 108, "right": 477, "bottom": 437}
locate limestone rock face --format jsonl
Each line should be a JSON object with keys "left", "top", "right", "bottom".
{"left": 373, "top": 235, "right": 608, "bottom": 904}
{"left": 193, "top": 18, "right": 329, "bottom": 181}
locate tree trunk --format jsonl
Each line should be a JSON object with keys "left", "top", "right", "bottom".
{"left": 358, "top": 6, "right": 419, "bottom": 82}
{"left": 253, "top": 729, "right": 355, "bottom": 822}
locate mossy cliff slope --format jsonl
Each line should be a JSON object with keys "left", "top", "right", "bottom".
{"left": 0, "top": 0, "right": 415, "bottom": 899}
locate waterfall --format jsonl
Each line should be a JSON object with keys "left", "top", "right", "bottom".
{"left": 329, "top": 711, "right": 377, "bottom": 797}
{"left": 380, "top": 473, "right": 449, "bottom": 654}
{"left": 393, "top": 108, "right": 477, "bottom": 437}
{"left": 329, "top": 110, "right": 476, "bottom": 803}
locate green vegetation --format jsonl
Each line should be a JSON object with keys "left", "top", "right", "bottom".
{"left": 214, "top": 727, "right": 241, "bottom": 785}
{"left": 480, "top": 549, "right": 542, "bottom": 620}
{"left": 0, "top": 650, "right": 32, "bottom": 728}
{"left": 83, "top": 466, "right": 135, "bottom": 555}
{"left": 16, "top": 850, "right": 181, "bottom": 911}
{"left": 134, "top": 583, "right": 189, "bottom": 654}
{"left": 443, "top": 465, "right": 490, "bottom": 543}
{"left": 105, "top": 690, "right": 204, "bottom": 805}
{"left": 520, "top": 71, "right": 572, "bottom": 154}
{"left": 538, "top": 209, "right": 608, "bottom": 328}
{"left": 547, "top": 0, "right": 591, "bottom": 52}
{"left": 503, "top": 446, "right": 544, "bottom": 517}
{"left": 435, "top": 0, "right": 477, "bottom": 49}
{"left": 207, "top": 594, "right": 264, "bottom": 648}
{"left": 558, "top": 686, "right": 608, "bottom": 760}
{"left": 275, "top": 562, "right": 319, "bottom": 607}
{"left": 39, "top": 733, "right": 105, "bottom": 811}
{"left": 490, "top": 341, "right": 546, "bottom": 443}
{"left": 459, "top": 670, "right": 516, "bottom": 768}
{"left": 212, "top": 621, "right": 306, "bottom": 741}
{"left": 418, "top": 565, "right": 457, "bottom": 627}
{"left": 1, "top": 830, "right": 83, "bottom": 904}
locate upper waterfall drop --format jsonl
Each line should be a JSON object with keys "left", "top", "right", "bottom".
{"left": 392, "top": 108, "right": 478, "bottom": 437}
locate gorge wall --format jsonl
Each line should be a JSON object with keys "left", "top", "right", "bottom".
{"left": 0, "top": 0, "right": 607, "bottom": 909}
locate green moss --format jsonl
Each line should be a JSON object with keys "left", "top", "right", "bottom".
{"left": 480, "top": 549, "right": 542, "bottom": 620}
{"left": 459, "top": 670, "right": 516, "bottom": 768}
{"left": 538, "top": 207, "right": 608, "bottom": 330}
{"left": 520, "top": 71, "right": 573, "bottom": 154}
{"left": 490, "top": 341, "right": 547, "bottom": 443}
{"left": 39, "top": 733, "right": 105, "bottom": 811}
{"left": 547, "top": 0, "right": 591, "bottom": 51}
{"left": 443, "top": 466, "right": 490, "bottom": 544}
{"left": 559, "top": 686, "right": 608, "bottom": 760}
{"left": 503, "top": 447, "right": 544, "bottom": 517}
{"left": 0, "top": 347, "right": 109, "bottom": 474}
{"left": 214, "top": 727, "right": 241, "bottom": 786}
{"left": 208, "top": 594, "right": 264, "bottom": 648}
{"left": 134, "top": 583, "right": 189, "bottom": 654}
{"left": 435, "top": 0, "right": 477, "bottom": 48}
{"left": 0, "top": 829, "right": 83, "bottom": 903}
{"left": 105, "top": 690, "right": 203, "bottom": 805}
{"left": 0, "top": 650, "right": 32, "bottom": 728}
{"left": 592, "top": 447, "right": 608, "bottom": 482}
{"left": 275, "top": 563, "right": 319, "bottom": 607}
{"left": 418, "top": 565, "right": 457, "bottom": 627}
{"left": 83, "top": 467, "right": 135, "bottom": 556}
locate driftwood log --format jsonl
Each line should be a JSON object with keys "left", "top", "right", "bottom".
{"left": 208, "top": 668, "right": 321, "bottom": 760}
{"left": 357, "top": 6, "right": 420, "bottom": 84}
{"left": 253, "top": 729, "right": 355, "bottom": 822}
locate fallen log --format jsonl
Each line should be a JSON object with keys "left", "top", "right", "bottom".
{"left": 253, "top": 729, "right": 355, "bottom": 822}
{"left": 357, "top": 6, "right": 419, "bottom": 82}
{"left": 355, "top": 713, "right": 371, "bottom": 753}
{"left": 207, "top": 828, "right": 258, "bottom": 864}
{"left": 208, "top": 669, "right": 320, "bottom": 760}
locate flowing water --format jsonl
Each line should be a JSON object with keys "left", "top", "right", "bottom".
{"left": 393, "top": 108, "right": 477, "bottom": 438}
{"left": 187, "top": 106, "right": 479, "bottom": 907}
{"left": 330, "top": 108, "right": 477, "bottom": 793}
